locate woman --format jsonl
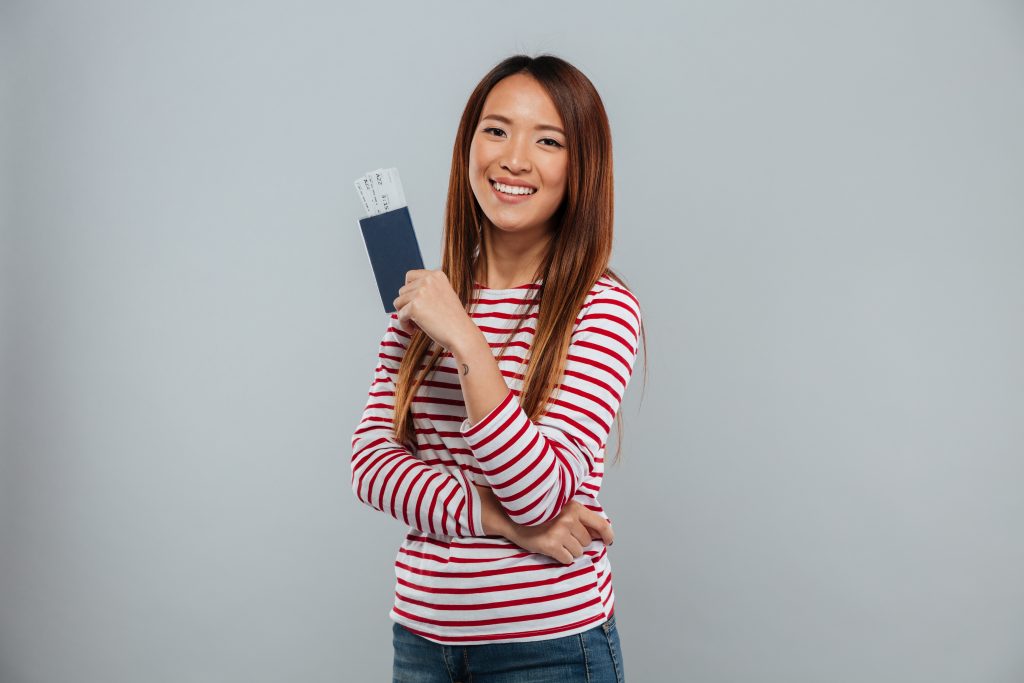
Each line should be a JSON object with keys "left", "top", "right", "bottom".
{"left": 351, "top": 53, "right": 646, "bottom": 683}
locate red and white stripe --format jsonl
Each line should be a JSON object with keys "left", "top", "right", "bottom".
{"left": 349, "top": 275, "right": 641, "bottom": 644}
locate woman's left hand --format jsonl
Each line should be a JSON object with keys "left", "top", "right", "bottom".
{"left": 394, "top": 269, "right": 476, "bottom": 351}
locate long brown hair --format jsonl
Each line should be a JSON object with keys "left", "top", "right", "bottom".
{"left": 392, "top": 53, "right": 647, "bottom": 465}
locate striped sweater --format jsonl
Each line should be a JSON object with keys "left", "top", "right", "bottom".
{"left": 349, "top": 274, "right": 642, "bottom": 644}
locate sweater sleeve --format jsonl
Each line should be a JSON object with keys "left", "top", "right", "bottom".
{"left": 350, "top": 314, "right": 485, "bottom": 537}
{"left": 458, "top": 285, "right": 642, "bottom": 527}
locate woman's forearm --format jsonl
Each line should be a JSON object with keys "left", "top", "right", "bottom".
{"left": 451, "top": 325, "right": 511, "bottom": 428}
{"left": 475, "top": 484, "right": 514, "bottom": 537}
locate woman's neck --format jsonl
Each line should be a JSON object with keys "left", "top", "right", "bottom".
{"left": 475, "top": 222, "right": 552, "bottom": 289}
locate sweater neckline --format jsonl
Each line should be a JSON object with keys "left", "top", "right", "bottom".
{"left": 472, "top": 279, "right": 544, "bottom": 293}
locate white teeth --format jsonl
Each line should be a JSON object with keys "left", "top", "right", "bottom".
{"left": 493, "top": 181, "right": 535, "bottom": 196}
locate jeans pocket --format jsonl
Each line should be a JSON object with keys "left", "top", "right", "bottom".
{"left": 601, "top": 616, "right": 625, "bottom": 682}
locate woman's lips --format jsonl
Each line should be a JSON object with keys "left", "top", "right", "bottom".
{"left": 490, "top": 180, "right": 535, "bottom": 204}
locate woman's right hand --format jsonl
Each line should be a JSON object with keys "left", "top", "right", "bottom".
{"left": 504, "top": 500, "right": 615, "bottom": 565}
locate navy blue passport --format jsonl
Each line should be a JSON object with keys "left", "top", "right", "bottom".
{"left": 357, "top": 206, "right": 425, "bottom": 313}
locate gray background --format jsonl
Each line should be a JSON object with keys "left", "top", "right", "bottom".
{"left": 2, "top": 1, "right": 1023, "bottom": 681}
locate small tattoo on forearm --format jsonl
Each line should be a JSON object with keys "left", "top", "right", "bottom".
{"left": 461, "top": 363, "right": 469, "bottom": 376}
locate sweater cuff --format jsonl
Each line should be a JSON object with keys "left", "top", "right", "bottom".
{"left": 460, "top": 388, "right": 518, "bottom": 441}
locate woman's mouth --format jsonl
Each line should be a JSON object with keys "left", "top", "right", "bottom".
{"left": 490, "top": 179, "right": 536, "bottom": 204}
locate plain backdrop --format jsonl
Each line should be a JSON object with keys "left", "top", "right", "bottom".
{"left": 2, "top": 1, "right": 1023, "bottom": 681}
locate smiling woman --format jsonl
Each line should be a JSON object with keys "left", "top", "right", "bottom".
{"left": 469, "top": 77, "right": 568, "bottom": 228}
{"left": 349, "top": 53, "right": 646, "bottom": 683}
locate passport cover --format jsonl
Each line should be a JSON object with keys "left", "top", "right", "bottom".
{"left": 357, "top": 206, "right": 425, "bottom": 313}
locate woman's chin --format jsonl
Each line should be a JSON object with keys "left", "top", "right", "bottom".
{"left": 485, "top": 218, "right": 532, "bottom": 233}
{"left": 481, "top": 207, "right": 548, "bottom": 232}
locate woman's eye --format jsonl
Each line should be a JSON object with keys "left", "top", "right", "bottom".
{"left": 481, "top": 128, "right": 562, "bottom": 148}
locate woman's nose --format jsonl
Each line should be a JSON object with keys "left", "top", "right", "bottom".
{"left": 501, "top": 135, "right": 532, "bottom": 172}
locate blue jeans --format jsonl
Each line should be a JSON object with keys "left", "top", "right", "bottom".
{"left": 392, "top": 614, "right": 626, "bottom": 683}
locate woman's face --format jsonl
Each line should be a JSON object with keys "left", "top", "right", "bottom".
{"left": 468, "top": 73, "right": 568, "bottom": 237}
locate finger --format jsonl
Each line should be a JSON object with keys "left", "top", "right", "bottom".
{"left": 405, "top": 269, "right": 428, "bottom": 285}
{"left": 399, "top": 275, "right": 426, "bottom": 296}
{"left": 542, "top": 541, "right": 571, "bottom": 565}
{"left": 580, "top": 509, "right": 615, "bottom": 546}
{"left": 570, "top": 521, "right": 593, "bottom": 548}
{"left": 562, "top": 536, "right": 584, "bottom": 561}
{"left": 394, "top": 287, "right": 417, "bottom": 309}
{"left": 394, "top": 307, "right": 419, "bottom": 334}
{"left": 394, "top": 298, "right": 417, "bottom": 321}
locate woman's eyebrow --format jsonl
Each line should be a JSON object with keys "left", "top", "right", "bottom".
{"left": 481, "top": 114, "right": 565, "bottom": 135}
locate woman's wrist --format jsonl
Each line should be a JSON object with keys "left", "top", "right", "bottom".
{"left": 447, "top": 319, "right": 483, "bottom": 358}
